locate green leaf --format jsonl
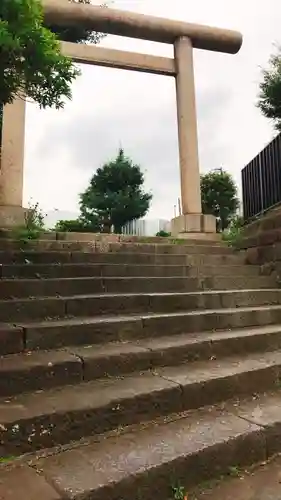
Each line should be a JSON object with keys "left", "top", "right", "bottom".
{"left": 1, "top": 0, "right": 80, "bottom": 108}
{"left": 257, "top": 46, "right": 281, "bottom": 131}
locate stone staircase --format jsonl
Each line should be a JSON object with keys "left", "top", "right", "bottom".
{"left": 1, "top": 238, "right": 281, "bottom": 499}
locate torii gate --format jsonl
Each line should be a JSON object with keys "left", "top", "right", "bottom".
{"left": 0, "top": 0, "right": 242, "bottom": 237}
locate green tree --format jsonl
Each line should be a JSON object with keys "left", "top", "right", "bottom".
{"left": 257, "top": 47, "right": 281, "bottom": 131}
{"left": 0, "top": 0, "right": 108, "bottom": 144}
{"left": 45, "top": 0, "right": 108, "bottom": 44}
{"left": 200, "top": 168, "right": 239, "bottom": 231}
{"left": 80, "top": 149, "right": 152, "bottom": 234}
{"left": 1, "top": 0, "right": 80, "bottom": 111}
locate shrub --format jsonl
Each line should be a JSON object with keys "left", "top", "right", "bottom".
{"left": 156, "top": 230, "right": 171, "bottom": 237}
{"left": 222, "top": 215, "right": 245, "bottom": 247}
{"left": 13, "top": 201, "right": 46, "bottom": 242}
{"left": 55, "top": 218, "right": 96, "bottom": 233}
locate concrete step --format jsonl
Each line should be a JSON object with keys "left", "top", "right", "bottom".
{"left": 0, "top": 239, "right": 234, "bottom": 255}
{"left": 3, "top": 325, "right": 281, "bottom": 398}
{"left": 0, "top": 262, "right": 261, "bottom": 279}
{"left": 16, "top": 391, "right": 281, "bottom": 500}
{"left": 0, "top": 250, "right": 246, "bottom": 265}
{"left": 5, "top": 304, "right": 281, "bottom": 352}
{"left": 0, "top": 289, "right": 280, "bottom": 322}
{"left": 0, "top": 274, "right": 276, "bottom": 300}
{"left": 2, "top": 351, "right": 281, "bottom": 456}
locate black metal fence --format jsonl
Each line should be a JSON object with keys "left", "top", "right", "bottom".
{"left": 242, "top": 133, "right": 281, "bottom": 221}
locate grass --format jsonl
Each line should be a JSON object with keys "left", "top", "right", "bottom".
{"left": 0, "top": 456, "right": 16, "bottom": 464}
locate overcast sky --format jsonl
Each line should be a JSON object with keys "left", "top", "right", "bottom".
{"left": 24, "top": 0, "right": 280, "bottom": 220}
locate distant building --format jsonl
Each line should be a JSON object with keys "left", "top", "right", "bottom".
{"left": 122, "top": 219, "right": 170, "bottom": 236}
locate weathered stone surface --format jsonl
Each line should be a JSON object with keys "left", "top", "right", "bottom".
{"left": 0, "top": 237, "right": 281, "bottom": 496}
{"left": 243, "top": 208, "right": 281, "bottom": 237}
{"left": 3, "top": 324, "right": 281, "bottom": 401}
{"left": 158, "top": 350, "right": 281, "bottom": 410}
{"left": 0, "top": 297, "right": 66, "bottom": 322}
{"left": 105, "top": 242, "right": 232, "bottom": 256}
{"left": 3, "top": 350, "right": 281, "bottom": 457}
{"left": 137, "top": 325, "right": 281, "bottom": 367}
{"left": 66, "top": 294, "right": 151, "bottom": 317}
{"left": 203, "top": 275, "right": 277, "bottom": 290}
{"left": 2, "top": 289, "right": 280, "bottom": 325}
{"left": 0, "top": 250, "right": 73, "bottom": 264}
{"left": 0, "top": 277, "right": 105, "bottom": 299}
{"left": 0, "top": 349, "right": 83, "bottom": 397}
{"left": 25, "top": 315, "right": 143, "bottom": 350}
{"left": 16, "top": 305, "right": 281, "bottom": 352}
{"left": 0, "top": 324, "right": 24, "bottom": 354}
{"left": 0, "top": 465, "right": 61, "bottom": 500}
{"left": 0, "top": 248, "right": 246, "bottom": 266}
{"left": 192, "top": 455, "right": 281, "bottom": 500}
{"left": 0, "top": 372, "right": 182, "bottom": 455}
{"left": 1, "top": 263, "right": 103, "bottom": 279}
{"left": 68, "top": 342, "right": 152, "bottom": 380}
{"left": 228, "top": 390, "right": 281, "bottom": 458}
{"left": 32, "top": 408, "right": 265, "bottom": 500}
{"left": 0, "top": 238, "right": 232, "bottom": 255}
{"left": 102, "top": 276, "right": 200, "bottom": 294}
{"left": 102, "top": 263, "right": 190, "bottom": 277}
{"left": 189, "top": 264, "right": 260, "bottom": 277}
{"left": 142, "top": 306, "right": 281, "bottom": 338}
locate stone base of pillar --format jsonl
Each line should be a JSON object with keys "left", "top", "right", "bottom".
{"left": 171, "top": 213, "right": 219, "bottom": 240}
{"left": 0, "top": 206, "right": 26, "bottom": 228}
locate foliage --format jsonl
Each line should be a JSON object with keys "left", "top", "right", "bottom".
{"left": 171, "top": 484, "right": 188, "bottom": 500}
{"left": 55, "top": 217, "right": 100, "bottom": 233}
{"left": 13, "top": 201, "right": 46, "bottom": 242}
{"left": 156, "top": 230, "right": 171, "bottom": 237}
{"left": 45, "top": 0, "right": 108, "bottom": 44}
{"left": 257, "top": 47, "right": 281, "bottom": 131}
{"left": 200, "top": 169, "right": 239, "bottom": 231}
{"left": 222, "top": 215, "right": 244, "bottom": 247}
{"left": 80, "top": 148, "right": 152, "bottom": 234}
{"left": 0, "top": 0, "right": 80, "bottom": 108}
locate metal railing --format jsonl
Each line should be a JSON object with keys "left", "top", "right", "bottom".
{"left": 122, "top": 219, "right": 170, "bottom": 236}
{"left": 242, "top": 133, "right": 281, "bottom": 221}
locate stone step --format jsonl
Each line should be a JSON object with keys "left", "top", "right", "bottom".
{"left": 203, "top": 275, "right": 276, "bottom": 289}
{"left": 0, "top": 289, "right": 280, "bottom": 322}
{"left": 103, "top": 242, "right": 234, "bottom": 255}
{"left": 0, "top": 239, "right": 234, "bottom": 255}
{"left": 192, "top": 455, "right": 281, "bottom": 500}
{"left": 2, "top": 351, "right": 281, "bottom": 456}
{"left": 7, "top": 304, "right": 281, "bottom": 352}
{"left": 0, "top": 234, "right": 223, "bottom": 244}
{"left": 2, "top": 324, "right": 281, "bottom": 397}
{"left": 0, "top": 262, "right": 261, "bottom": 279}
{"left": 19, "top": 391, "right": 281, "bottom": 500}
{"left": 0, "top": 250, "right": 245, "bottom": 265}
{"left": 0, "top": 276, "right": 201, "bottom": 299}
{"left": 0, "top": 274, "right": 276, "bottom": 301}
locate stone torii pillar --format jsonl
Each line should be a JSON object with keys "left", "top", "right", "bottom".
{"left": 0, "top": 98, "right": 26, "bottom": 227}
{"left": 0, "top": 0, "right": 242, "bottom": 237}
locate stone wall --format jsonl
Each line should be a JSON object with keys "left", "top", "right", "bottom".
{"left": 239, "top": 207, "right": 281, "bottom": 281}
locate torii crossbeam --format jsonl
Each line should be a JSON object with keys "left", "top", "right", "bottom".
{"left": 0, "top": 0, "right": 242, "bottom": 236}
